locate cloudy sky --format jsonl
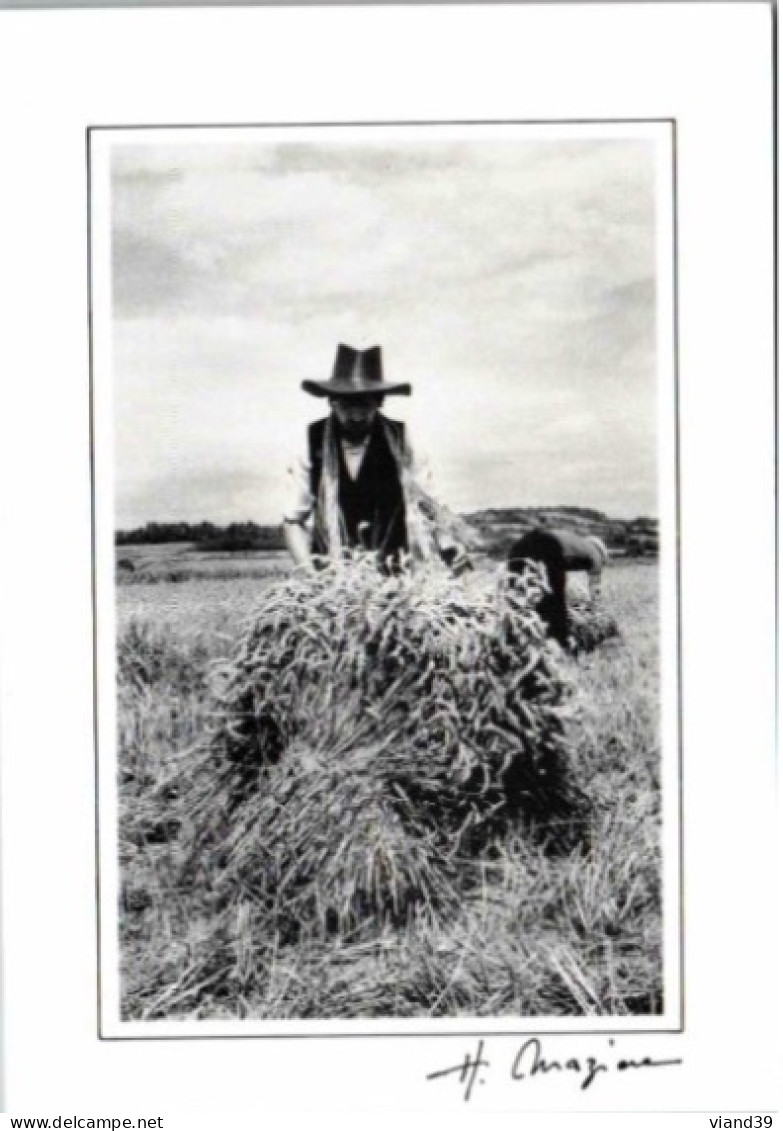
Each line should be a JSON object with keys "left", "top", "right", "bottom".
{"left": 110, "top": 128, "right": 661, "bottom": 528}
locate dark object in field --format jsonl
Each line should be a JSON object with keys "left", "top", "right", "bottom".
{"left": 140, "top": 817, "right": 181, "bottom": 845}
{"left": 568, "top": 600, "right": 621, "bottom": 654}
{"left": 507, "top": 528, "right": 570, "bottom": 645}
{"left": 185, "top": 557, "right": 587, "bottom": 932}
{"left": 507, "top": 527, "right": 610, "bottom": 648}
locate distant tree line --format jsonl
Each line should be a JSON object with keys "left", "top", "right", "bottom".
{"left": 116, "top": 521, "right": 285, "bottom": 551}
{"left": 469, "top": 505, "right": 612, "bottom": 524}
{"left": 117, "top": 509, "right": 659, "bottom": 559}
{"left": 465, "top": 507, "right": 659, "bottom": 560}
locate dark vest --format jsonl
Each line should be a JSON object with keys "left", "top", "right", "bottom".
{"left": 308, "top": 415, "right": 408, "bottom": 559}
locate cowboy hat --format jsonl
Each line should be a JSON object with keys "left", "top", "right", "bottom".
{"left": 302, "top": 344, "right": 411, "bottom": 398}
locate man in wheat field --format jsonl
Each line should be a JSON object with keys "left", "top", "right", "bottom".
{"left": 283, "top": 343, "right": 467, "bottom": 573}
{"left": 507, "top": 527, "right": 609, "bottom": 647}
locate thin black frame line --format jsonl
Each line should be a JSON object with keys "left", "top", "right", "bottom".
{"left": 772, "top": 0, "right": 779, "bottom": 791}
{"left": 88, "top": 117, "right": 675, "bottom": 132}
{"left": 98, "top": 1026, "right": 686, "bottom": 1043}
{"left": 86, "top": 130, "right": 104, "bottom": 1042}
{"left": 90, "top": 117, "right": 682, "bottom": 1041}
{"left": 672, "top": 119, "right": 684, "bottom": 1034}
{"left": 0, "top": 0, "right": 768, "bottom": 8}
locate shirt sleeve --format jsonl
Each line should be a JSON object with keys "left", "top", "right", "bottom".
{"left": 399, "top": 425, "right": 435, "bottom": 491}
{"left": 403, "top": 432, "right": 461, "bottom": 554}
{"left": 282, "top": 450, "right": 315, "bottom": 526}
{"left": 407, "top": 440, "right": 436, "bottom": 496}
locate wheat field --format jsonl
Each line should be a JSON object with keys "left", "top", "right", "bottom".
{"left": 115, "top": 558, "right": 662, "bottom": 1021}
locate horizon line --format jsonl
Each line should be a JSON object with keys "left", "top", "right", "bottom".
{"left": 115, "top": 506, "right": 660, "bottom": 532}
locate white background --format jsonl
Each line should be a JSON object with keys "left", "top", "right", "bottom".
{"left": 0, "top": 2, "right": 777, "bottom": 1124}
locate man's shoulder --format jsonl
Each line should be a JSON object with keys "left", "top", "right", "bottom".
{"left": 307, "top": 418, "right": 331, "bottom": 468}
{"left": 379, "top": 414, "right": 405, "bottom": 436}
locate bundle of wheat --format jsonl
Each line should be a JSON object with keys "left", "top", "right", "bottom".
{"left": 205, "top": 736, "right": 465, "bottom": 936}
{"left": 568, "top": 597, "right": 621, "bottom": 654}
{"left": 173, "top": 555, "right": 585, "bottom": 930}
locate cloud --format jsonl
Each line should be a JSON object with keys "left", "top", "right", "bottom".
{"left": 111, "top": 137, "right": 655, "bottom": 318}
{"left": 118, "top": 465, "right": 279, "bottom": 529}
{"left": 109, "top": 133, "right": 661, "bottom": 524}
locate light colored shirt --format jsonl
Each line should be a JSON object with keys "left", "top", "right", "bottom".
{"left": 282, "top": 430, "right": 434, "bottom": 528}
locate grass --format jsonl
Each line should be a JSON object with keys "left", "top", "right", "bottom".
{"left": 116, "top": 561, "right": 662, "bottom": 1020}
{"left": 116, "top": 544, "right": 290, "bottom": 584}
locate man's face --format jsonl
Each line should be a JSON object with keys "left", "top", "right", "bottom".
{"left": 329, "top": 394, "right": 383, "bottom": 441}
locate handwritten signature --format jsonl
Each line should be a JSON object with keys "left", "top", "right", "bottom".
{"left": 426, "top": 1038, "right": 683, "bottom": 1101}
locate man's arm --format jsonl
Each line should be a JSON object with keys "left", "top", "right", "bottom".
{"left": 282, "top": 452, "right": 316, "bottom": 570}
{"left": 404, "top": 435, "right": 473, "bottom": 573}
{"left": 283, "top": 519, "right": 315, "bottom": 571}
{"left": 586, "top": 536, "right": 607, "bottom": 603}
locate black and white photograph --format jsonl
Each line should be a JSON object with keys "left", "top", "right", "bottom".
{"left": 92, "top": 122, "right": 678, "bottom": 1033}
{"left": 0, "top": 1, "right": 777, "bottom": 1121}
